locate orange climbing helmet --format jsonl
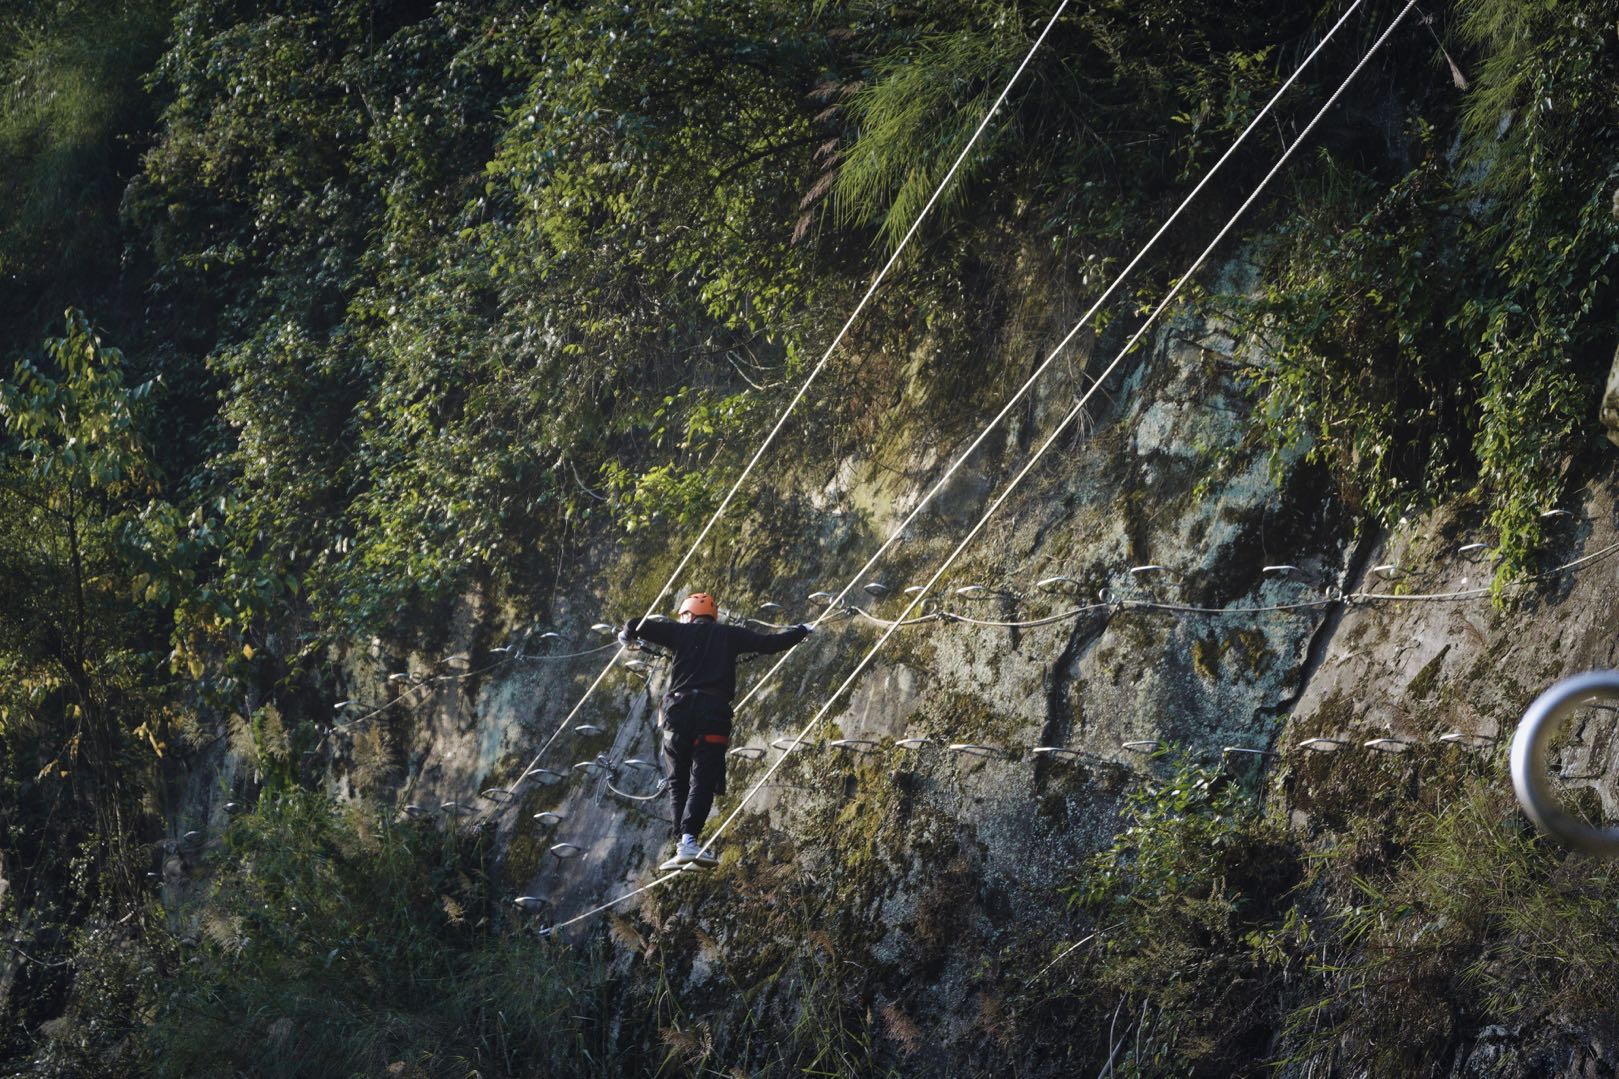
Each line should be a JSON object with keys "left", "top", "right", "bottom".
{"left": 678, "top": 592, "right": 718, "bottom": 621}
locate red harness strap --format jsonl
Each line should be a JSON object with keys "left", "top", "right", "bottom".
{"left": 694, "top": 732, "right": 730, "bottom": 747}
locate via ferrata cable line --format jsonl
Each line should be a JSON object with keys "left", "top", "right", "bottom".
{"left": 721, "top": 0, "right": 1369, "bottom": 724}
{"left": 501, "top": 0, "right": 1076, "bottom": 796}
{"left": 542, "top": 0, "right": 1420, "bottom": 935}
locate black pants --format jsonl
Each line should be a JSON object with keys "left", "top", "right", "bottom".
{"left": 662, "top": 697, "right": 730, "bottom": 839}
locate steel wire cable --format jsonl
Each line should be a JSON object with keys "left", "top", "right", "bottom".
{"left": 324, "top": 655, "right": 514, "bottom": 738}
{"left": 1124, "top": 597, "right": 1337, "bottom": 616}
{"left": 721, "top": 0, "right": 1368, "bottom": 723}
{"left": 939, "top": 603, "right": 1111, "bottom": 627}
{"left": 755, "top": 533, "right": 1619, "bottom": 633}
{"left": 322, "top": 640, "right": 621, "bottom": 741}
{"left": 1347, "top": 538, "right": 1619, "bottom": 603}
{"left": 516, "top": 641, "right": 622, "bottom": 662}
{"left": 502, "top": 0, "right": 1076, "bottom": 793}
{"left": 547, "top": 522, "right": 1612, "bottom": 863}
{"left": 844, "top": 607, "right": 948, "bottom": 628}
{"left": 543, "top": 0, "right": 1419, "bottom": 934}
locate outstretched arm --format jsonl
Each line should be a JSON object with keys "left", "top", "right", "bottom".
{"left": 727, "top": 623, "right": 811, "bottom": 656}
{"left": 622, "top": 617, "right": 680, "bottom": 649}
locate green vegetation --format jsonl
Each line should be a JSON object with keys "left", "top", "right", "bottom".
{"left": 1067, "top": 754, "right": 1299, "bottom": 1072}
{"left": 15, "top": 789, "right": 631, "bottom": 1077}
{"left": 998, "top": 750, "right": 1619, "bottom": 1077}
{"left": 0, "top": 0, "right": 172, "bottom": 301}
{"left": 142, "top": 791, "right": 614, "bottom": 1078}
{"left": 632, "top": 823, "right": 894, "bottom": 1077}
{"left": 0, "top": 310, "right": 170, "bottom": 930}
{"left": 1283, "top": 779, "right": 1619, "bottom": 1075}
{"left": 1227, "top": 0, "right": 1619, "bottom": 587}
{"left": 3, "top": 0, "right": 1619, "bottom": 1073}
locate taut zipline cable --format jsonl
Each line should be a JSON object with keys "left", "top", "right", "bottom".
{"left": 503, "top": 0, "right": 1075, "bottom": 793}
{"left": 543, "top": 0, "right": 1419, "bottom": 934}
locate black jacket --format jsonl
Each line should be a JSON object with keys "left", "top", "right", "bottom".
{"left": 622, "top": 617, "right": 808, "bottom": 708}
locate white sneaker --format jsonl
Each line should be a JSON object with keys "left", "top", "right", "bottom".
{"left": 683, "top": 835, "right": 718, "bottom": 867}
{"left": 657, "top": 834, "right": 718, "bottom": 871}
{"left": 659, "top": 834, "right": 701, "bottom": 872}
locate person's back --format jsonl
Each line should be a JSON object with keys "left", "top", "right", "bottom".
{"left": 620, "top": 592, "right": 811, "bottom": 870}
{"left": 624, "top": 616, "right": 807, "bottom": 708}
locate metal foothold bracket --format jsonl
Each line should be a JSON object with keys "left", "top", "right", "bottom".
{"left": 1511, "top": 671, "right": 1619, "bottom": 856}
{"left": 1440, "top": 731, "right": 1498, "bottom": 748}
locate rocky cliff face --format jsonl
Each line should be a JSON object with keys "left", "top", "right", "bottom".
{"left": 294, "top": 249, "right": 1619, "bottom": 1073}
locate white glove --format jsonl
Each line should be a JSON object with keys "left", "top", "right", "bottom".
{"left": 798, "top": 622, "right": 815, "bottom": 634}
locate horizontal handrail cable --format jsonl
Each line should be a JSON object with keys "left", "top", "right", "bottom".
{"left": 723, "top": 0, "right": 1369, "bottom": 721}
{"left": 543, "top": 0, "right": 1418, "bottom": 934}
{"left": 501, "top": 0, "right": 1077, "bottom": 792}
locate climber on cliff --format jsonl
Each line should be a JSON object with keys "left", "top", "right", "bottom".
{"left": 620, "top": 592, "right": 812, "bottom": 871}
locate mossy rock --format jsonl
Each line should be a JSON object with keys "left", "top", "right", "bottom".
{"left": 1404, "top": 644, "right": 1450, "bottom": 701}
{"left": 504, "top": 831, "right": 547, "bottom": 886}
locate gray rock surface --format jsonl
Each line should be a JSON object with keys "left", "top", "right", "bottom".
{"left": 295, "top": 260, "right": 1619, "bottom": 1075}
{"left": 1601, "top": 341, "right": 1619, "bottom": 449}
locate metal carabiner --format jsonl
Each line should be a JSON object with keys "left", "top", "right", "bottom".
{"left": 1510, "top": 670, "right": 1619, "bottom": 856}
